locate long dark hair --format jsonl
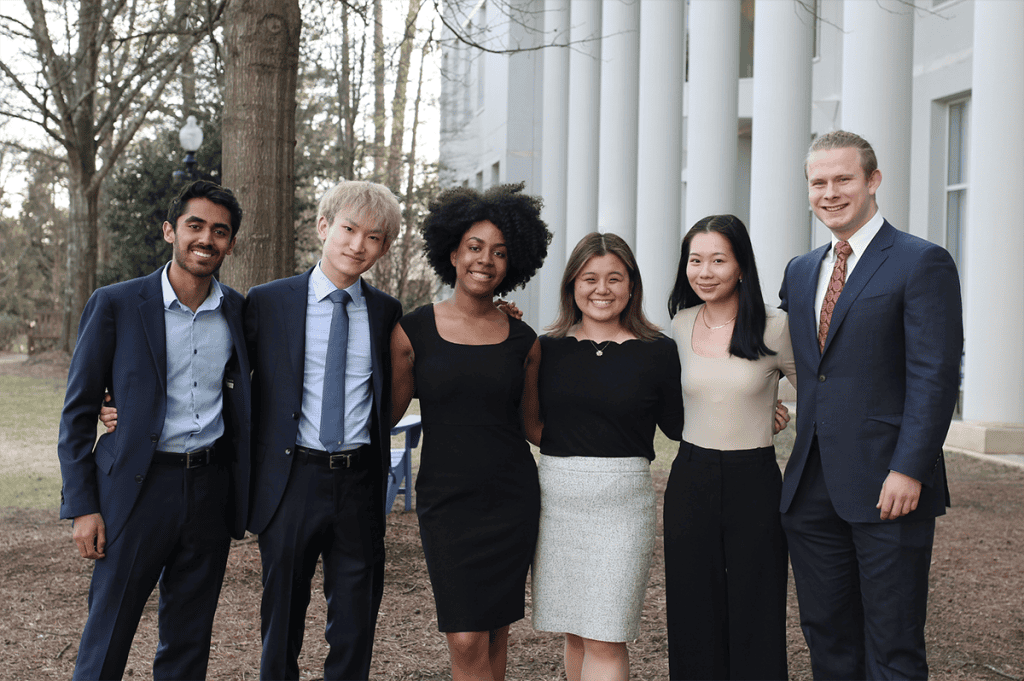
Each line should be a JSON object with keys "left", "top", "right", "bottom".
{"left": 667, "top": 215, "right": 775, "bottom": 360}
{"left": 547, "top": 232, "right": 662, "bottom": 341}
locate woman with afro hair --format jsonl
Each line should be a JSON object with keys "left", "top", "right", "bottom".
{"left": 391, "top": 183, "right": 550, "bottom": 681}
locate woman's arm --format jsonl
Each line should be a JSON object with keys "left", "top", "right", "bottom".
{"left": 657, "top": 339, "right": 685, "bottom": 442}
{"left": 390, "top": 323, "right": 416, "bottom": 428}
{"left": 521, "top": 338, "right": 543, "bottom": 446}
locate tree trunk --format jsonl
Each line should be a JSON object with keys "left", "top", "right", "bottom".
{"left": 61, "top": 0, "right": 100, "bottom": 351}
{"left": 385, "top": 0, "right": 421, "bottom": 191}
{"left": 220, "top": 0, "right": 301, "bottom": 293}
{"left": 177, "top": 0, "right": 198, "bottom": 116}
{"left": 372, "top": 0, "right": 386, "bottom": 180}
{"left": 338, "top": 0, "right": 353, "bottom": 180}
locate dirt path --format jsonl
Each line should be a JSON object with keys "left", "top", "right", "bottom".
{"left": 2, "top": 451, "right": 1022, "bottom": 681}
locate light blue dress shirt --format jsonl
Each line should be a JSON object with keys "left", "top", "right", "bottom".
{"left": 296, "top": 263, "right": 373, "bottom": 451}
{"left": 158, "top": 263, "right": 232, "bottom": 453}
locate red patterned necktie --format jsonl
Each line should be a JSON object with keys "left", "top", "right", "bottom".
{"left": 818, "top": 240, "right": 852, "bottom": 353}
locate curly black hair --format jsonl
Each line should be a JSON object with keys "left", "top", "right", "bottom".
{"left": 422, "top": 182, "right": 552, "bottom": 296}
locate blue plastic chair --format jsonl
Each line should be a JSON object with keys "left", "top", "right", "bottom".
{"left": 386, "top": 415, "right": 422, "bottom": 514}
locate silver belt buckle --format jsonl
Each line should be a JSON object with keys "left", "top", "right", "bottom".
{"left": 329, "top": 452, "right": 353, "bottom": 469}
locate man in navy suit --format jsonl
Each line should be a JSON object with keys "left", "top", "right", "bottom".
{"left": 244, "top": 181, "right": 403, "bottom": 680}
{"left": 58, "top": 180, "right": 251, "bottom": 680}
{"left": 779, "top": 130, "right": 963, "bottom": 679}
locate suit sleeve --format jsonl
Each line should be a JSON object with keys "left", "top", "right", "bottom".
{"left": 888, "top": 245, "right": 963, "bottom": 484}
{"left": 656, "top": 338, "right": 684, "bottom": 442}
{"left": 778, "top": 259, "right": 793, "bottom": 314}
{"left": 57, "top": 289, "right": 116, "bottom": 519}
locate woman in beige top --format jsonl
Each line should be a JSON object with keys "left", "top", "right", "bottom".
{"left": 663, "top": 214, "right": 795, "bottom": 681}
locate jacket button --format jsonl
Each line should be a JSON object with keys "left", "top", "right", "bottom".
{"left": 818, "top": 374, "right": 826, "bottom": 382}
{"left": 135, "top": 474, "right": 144, "bottom": 483}
{"left": 285, "top": 448, "right": 292, "bottom": 456}
{"left": 292, "top": 412, "right": 299, "bottom": 420}
{"left": 150, "top": 434, "right": 158, "bottom": 442}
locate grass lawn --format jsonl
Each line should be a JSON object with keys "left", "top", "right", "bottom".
{"left": 0, "top": 374, "right": 66, "bottom": 509}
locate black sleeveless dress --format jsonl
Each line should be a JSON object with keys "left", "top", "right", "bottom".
{"left": 399, "top": 304, "right": 540, "bottom": 632}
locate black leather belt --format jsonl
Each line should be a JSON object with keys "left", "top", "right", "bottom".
{"left": 295, "top": 444, "right": 371, "bottom": 469}
{"left": 152, "top": 446, "right": 217, "bottom": 468}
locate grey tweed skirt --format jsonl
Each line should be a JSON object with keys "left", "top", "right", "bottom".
{"left": 531, "top": 455, "right": 656, "bottom": 642}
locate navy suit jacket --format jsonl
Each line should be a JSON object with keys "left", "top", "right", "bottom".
{"left": 57, "top": 267, "right": 252, "bottom": 545}
{"left": 779, "top": 221, "right": 963, "bottom": 524}
{"left": 244, "top": 268, "right": 402, "bottom": 536}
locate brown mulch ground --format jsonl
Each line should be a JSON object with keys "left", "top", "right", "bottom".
{"left": 2, "top": 353, "right": 1023, "bottom": 680}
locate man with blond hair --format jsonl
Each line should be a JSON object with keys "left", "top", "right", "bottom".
{"left": 779, "top": 130, "right": 962, "bottom": 679}
{"left": 245, "top": 181, "right": 403, "bottom": 680}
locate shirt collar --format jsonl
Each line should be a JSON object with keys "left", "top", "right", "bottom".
{"left": 312, "top": 261, "right": 364, "bottom": 305}
{"left": 160, "top": 262, "right": 224, "bottom": 312}
{"left": 830, "top": 208, "right": 884, "bottom": 259}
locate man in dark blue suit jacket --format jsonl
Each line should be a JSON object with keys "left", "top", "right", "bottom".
{"left": 244, "top": 181, "right": 403, "bottom": 680}
{"left": 58, "top": 180, "right": 251, "bottom": 680}
{"left": 779, "top": 131, "right": 963, "bottom": 680}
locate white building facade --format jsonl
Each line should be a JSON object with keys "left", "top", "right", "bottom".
{"left": 439, "top": 0, "right": 1024, "bottom": 457}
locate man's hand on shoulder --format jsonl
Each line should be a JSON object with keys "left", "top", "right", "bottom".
{"left": 876, "top": 470, "right": 922, "bottom": 521}
{"left": 73, "top": 512, "right": 107, "bottom": 559}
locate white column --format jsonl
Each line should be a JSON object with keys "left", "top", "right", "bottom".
{"left": 684, "top": 0, "right": 741, "bottom": 230}
{"left": 840, "top": 0, "right": 913, "bottom": 230}
{"left": 565, "top": 0, "right": 602, "bottom": 250}
{"left": 537, "top": 0, "right": 571, "bottom": 330}
{"left": 749, "top": 0, "right": 814, "bottom": 306}
{"left": 636, "top": 0, "right": 685, "bottom": 329}
{"left": 962, "top": 0, "right": 1024, "bottom": 425}
{"left": 597, "top": 0, "right": 640, "bottom": 247}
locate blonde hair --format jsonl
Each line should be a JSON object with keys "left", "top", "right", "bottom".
{"left": 805, "top": 130, "right": 878, "bottom": 178}
{"left": 318, "top": 181, "right": 402, "bottom": 244}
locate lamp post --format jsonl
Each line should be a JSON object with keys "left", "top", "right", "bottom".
{"left": 172, "top": 115, "right": 204, "bottom": 183}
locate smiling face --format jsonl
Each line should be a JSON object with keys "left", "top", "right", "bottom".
{"left": 686, "top": 231, "right": 743, "bottom": 306}
{"left": 317, "top": 208, "right": 391, "bottom": 290}
{"left": 163, "top": 197, "right": 235, "bottom": 281}
{"left": 573, "top": 253, "right": 631, "bottom": 325}
{"left": 807, "top": 146, "right": 882, "bottom": 240}
{"left": 450, "top": 220, "right": 508, "bottom": 298}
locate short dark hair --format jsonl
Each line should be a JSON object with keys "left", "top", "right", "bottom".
{"left": 547, "top": 232, "right": 662, "bottom": 341}
{"left": 422, "top": 183, "right": 551, "bottom": 296}
{"left": 167, "top": 180, "right": 243, "bottom": 238}
{"left": 668, "top": 214, "right": 776, "bottom": 360}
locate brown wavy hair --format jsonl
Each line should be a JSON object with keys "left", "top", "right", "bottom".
{"left": 546, "top": 232, "right": 662, "bottom": 341}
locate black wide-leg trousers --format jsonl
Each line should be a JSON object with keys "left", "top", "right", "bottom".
{"left": 663, "top": 440, "right": 789, "bottom": 681}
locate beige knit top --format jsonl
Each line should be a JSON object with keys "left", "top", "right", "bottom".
{"left": 670, "top": 305, "right": 797, "bottom": 451}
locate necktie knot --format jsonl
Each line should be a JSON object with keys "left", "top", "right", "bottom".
{"left": 328, "top": 288, "right": 351, "bottom": 306}
{"left": 835, "top": 240, "right": 852, "bottom": 260}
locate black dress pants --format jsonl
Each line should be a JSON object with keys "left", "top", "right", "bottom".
{"left": 663, "top": 440, "right": 789, "bottom": 681}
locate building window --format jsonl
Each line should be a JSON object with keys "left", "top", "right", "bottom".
{"left": 476, "top": 171, "right": 484, "bottom": 192}
{"left": 490, "top": 162, "right": 500, "bottom": 187}
{"left": 945, "top": 98, "right": 969, "bottom": 273}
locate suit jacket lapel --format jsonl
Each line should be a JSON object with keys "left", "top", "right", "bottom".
{"left": 139, "top": 268, "right": 168, "bottom": 391}
{"left": 222, "top": 291, "right": 246, "bottom": 369}
{"left": 284, "top": 270, "right": 312, "bottom": 382}
{"left": 361, "top": 280, "right": 385, "bottom": 421}
{"left": 821, "top": 221, "right": 894, "bottom": 355}
{"left": 801, "top": 244, "right": 829, "bottom": 361}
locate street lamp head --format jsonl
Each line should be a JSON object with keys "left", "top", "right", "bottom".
{"left": 179, "top": 115, "right": 204, "bottom": 152}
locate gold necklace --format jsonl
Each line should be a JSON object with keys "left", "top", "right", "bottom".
{"left": 588, "top": 339, "right": 613, "bottom": 356}
{"left": 701, "top": 305, "right": 736, "bottom": 331}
